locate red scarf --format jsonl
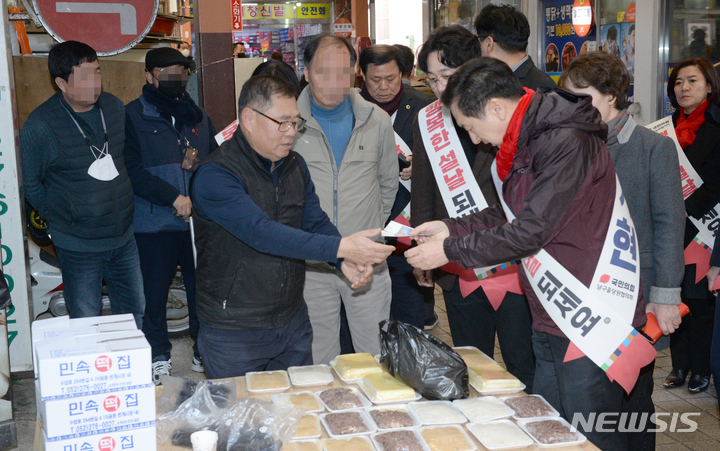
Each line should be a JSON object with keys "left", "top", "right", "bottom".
{"left": 675, "top": 100, "right": 709, "bottom": 150}
{"left": 496, "top": 88, "right": 536, "bottom": 181}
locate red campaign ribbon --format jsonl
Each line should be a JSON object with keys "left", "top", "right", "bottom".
{"left": 440, "top": 262, "right": 525, "bottom": 309}
{"left": 684, "top": 239, "right": 712, "bottom": 284}
{"left": 564, "top": 333, "right": 657, "bottom": 394}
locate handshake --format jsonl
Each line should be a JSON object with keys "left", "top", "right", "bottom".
{"left": 337, "top": 228, "right": 396, "bottom": 289}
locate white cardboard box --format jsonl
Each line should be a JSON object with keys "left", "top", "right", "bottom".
{"left": 35, "top": 330, "right": 152, "bottom": 400}
{"left": 37, "top": 382, "right": 156, "bottom": 441}
{"left": 41, "top": 425, "right": 157, "bottom": 451}
{"left": 31, "top": 314, "right": 138, "bottom": 378}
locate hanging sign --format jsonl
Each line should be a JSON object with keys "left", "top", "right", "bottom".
{"left": 572, "top": 0, "right": 593, "bottom": 38}
{"left": 232, "top": 0, "right": 242, "bottom": 31}
{"left": 333, "top": 17, "right": 352, "bottom": 38}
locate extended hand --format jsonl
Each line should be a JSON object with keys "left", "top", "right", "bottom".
{"left": 341, "top": 260, "right": 374, "bottom": 289}
{"left": 338, "top": 229, "right": 395, "bottom": 266}
{"left": 405, "top": 240, "right": 449, "bottom": 270}
{"left": 413, "top": 267, "right": 434, "bottom": 287}
{"left": 400, "top": 155, "right": 412, "bottom": 181}
{"left": 173, "top": 195, "right": 192, "bottom": 220}
{"left": 411, "top": 220, "right": 450, "bottom": 244}
{"left": 646, "top": 302, "right": 682, "bottom": 335}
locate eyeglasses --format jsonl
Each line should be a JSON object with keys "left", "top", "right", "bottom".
{"left": 252, "top": 108, "right": 306, "bottom": 132}
{"left": 423, "top": 74, "right": 452, "bottom": 89}
{"left": 152, "top": 66, "right": 193, "bottom": 79}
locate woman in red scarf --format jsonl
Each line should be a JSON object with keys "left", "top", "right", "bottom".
{"left": 664, "top": 58, "right": 720, "bottom": 394}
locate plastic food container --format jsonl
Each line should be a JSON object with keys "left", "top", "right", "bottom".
{"left": 517, "top": 416, "right": 588, "bottom": 448}
{"left": 452, "top": 396, "right": 514, "bottom": 423}
{"left": 246, "top": 370, "right": 290, "bottom": 393}
{"left": 466, "top": 419, "right": 534, "bottom": 450}
{"left": 320, "top": 410, "right": 378, "bottom": 438}
{"left": 418, "top": 424, "right": 477, "bottom": 451}
{"left": 272, "top": 391, "right": 325, "bottom": 413}
{"left": 365, "top": 405, "right": 422, "bottom": 430}
{"left": 500, "top": 395, "right": 560, "bottom": 421}
{"left": 371, "top": 428, "right": 431, "bottom": 451}
{"left": 316, "top": 387, "right": 372, "bottom": 412}
{"left": 289, "top": 364, "right": 335, "bottom": 387}
{"left": 407, "top": 400, "right": 467, "bottom": 425}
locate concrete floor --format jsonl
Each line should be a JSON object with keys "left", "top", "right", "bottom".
{"left": 9, "top": 289, "right": 720, "bottom": 450}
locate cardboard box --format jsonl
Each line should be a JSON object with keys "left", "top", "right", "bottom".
{"left": 37, "top": 382, "right": 156, "bottom": 441}
{"left": 32, "top": 314, "right": 138, "bottom": 378}
{"left": 35, "top": 330, "right": 152, "bottom": 400}
{"left": 41, "top": 425, "right": 157, "bottom": 451}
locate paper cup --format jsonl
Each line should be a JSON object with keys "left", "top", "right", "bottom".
{"left": 190, "top": 430, "right": 219, "bottom": 451}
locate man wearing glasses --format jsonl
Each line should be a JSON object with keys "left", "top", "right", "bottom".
{"left": 125, "top": 47, "right": 218, "bottom": 383}
{"left": 190, "top": 75, "right": 394, "bottom": 378}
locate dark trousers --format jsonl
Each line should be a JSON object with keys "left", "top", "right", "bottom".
{"left": 56, "top": 237, "right": 145, "bottom": 329}
{"left": 710, "top": 294, "right": 720, "bottom": 410}
{"left": 135, "top": 231, "right": 198, "bottom": 359}
{"left": 532, "top": 330, "right": 628, "bottom": 451}
{"left": 443, "top": 278, "right": 535, "bottom": 392}
{"left": 387, "top": 253, "right": 435, "bottom": 329}
{"left": 670, "top": 295, "right": 715, "bottom": 376}
{"left": 198, "top": 302, "right": 313, "bottom": 379}
{"left": 621, "top": 361, "right": 656, "bottom": 451}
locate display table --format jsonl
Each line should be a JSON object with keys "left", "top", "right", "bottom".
{"left": 33, "top": 371, "right": 601, "bottom": 451}
{"left": 32, "top": 371, "right": 600, "bottom": 451}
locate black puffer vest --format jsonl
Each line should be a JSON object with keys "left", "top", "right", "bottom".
{"left": 192, "top": 129, "right": 307, "bottom": 330}
{"left": 39, "top": 91, "right": 134, "bottom": 239}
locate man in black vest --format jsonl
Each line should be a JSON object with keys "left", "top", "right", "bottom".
{"left": 190, "top": 75, "right": 394, "bottom": 378}
{"left": 474, "top": 5, "right": 556, "bottom": 92}
{"left": 359, "top": 45, "right": 435, "bottom": 331}
{"left": 20, "top": 41, "right": 145, "bottom": 328}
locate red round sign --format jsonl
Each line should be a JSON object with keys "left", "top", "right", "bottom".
{"left": 103, "top": 395, "right": 121, "bottom": 412}
{"left": 33, "top": 0, "right": 159, "bottom": 56}
{"left": 98, "top": 436, "right": 116, "bottom": 451}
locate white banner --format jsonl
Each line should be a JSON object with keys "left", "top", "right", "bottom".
{"left": 491, "top": 160, "right": 641, "bottom": 369}
{"left": 646, "top": 116, "right": 718, "bottom": 246}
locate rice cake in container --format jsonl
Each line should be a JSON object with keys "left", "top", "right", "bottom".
{"left": 331, "top": 353, "right": 385, "bottom": 382}
{"left": 359, "top": 373, "right": 419, "bottom": 404}
{"left": 322, "top": 435, "right": 376, "bottom": 451}
{"left": 452, "top": 396, "right": 514, "bottom": 423}
{"left": 466, "top": 419, "right": 534, "bottom": 450}
{"left": 289, "top": 364, "right": 334, "bottom": 387}
{"left": 501, "top": 395, "right": 560, "bottom": 421}
{"left": 317, "top": 387, "right": 372, "bottom": 411}
{"left": 419, "top": 425, "right": 476, "bottom": 451}
{"left": 246, "top": 370, "right": 290, "bottom": 392}
{"left": 272, "top": 391, "right": 324, "bottom": 413}
{"left": 365, "top": 405, "right": 421, "bottom": 430}
{"left": 287, "top": 439, "right": 323, "bottom": 451}
{"left": 320, "top": 410, "right": 377, "bottom": 437}
{"left": 407, "top": 401, "right": 467, "bottom": 425}
{"left": 452, "top": 346, "right": 496, "bottom": 367}
{"left": 517, "top": 417, "right": 587, "bottom": 448}
{"left": 371, "top": 429, "right": 430, "bottom": 451}
{"left": 294, "top": 414, "right": 322, "bottom": 439}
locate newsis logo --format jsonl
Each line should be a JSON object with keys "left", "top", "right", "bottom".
{"left": 571, "top": 412, "right": 700, "bottom": 433}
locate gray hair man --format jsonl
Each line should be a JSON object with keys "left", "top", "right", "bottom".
{"left": 294, "top": 33, "right": 399, "bottom": 364}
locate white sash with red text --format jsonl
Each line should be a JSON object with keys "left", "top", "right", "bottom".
{"left": 646, "top": 117, "right": 715, "bottom": 246}
{"left": 491, "top": 160, "right": 653, "bottom": 393}
{"left": 419, "top": 100, "right": 508, "bottom": 280}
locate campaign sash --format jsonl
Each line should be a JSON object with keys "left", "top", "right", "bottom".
{"left": 489, "top": 160, "right": 654, "bottom": 393}
{"left": 646, "top": 117, "right": 716, "bottom": 284}
{"left": 419, "top": 100, "right": 523, "bottom": 303}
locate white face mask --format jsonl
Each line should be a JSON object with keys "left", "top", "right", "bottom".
{"left": 180, "top": 49, "right": 190, "bottom": 58}
{"left": 87, "top": 143, "right": 119, "bottom": 181}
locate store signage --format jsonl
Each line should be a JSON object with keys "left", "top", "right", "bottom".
{"left": 1, "top": 7, "right": 32, "bottom": 372}
{"left": 572, "top": 0, "right": 592, "bottom": 38}
{"left": 333, "top": 17, "right": 352, "bottom": 37}
{"left": 261, "top": 39, "right": 269, "bottom": 51}
{"left": 32, "top": 0, "right": 159, "bottom": 56}
{"left": 242, "top": 4, "right": 293, "bottom": 20}
{"left": 626, "top": 3, "right": 636, "bottom": 23}
{"left": 542, "top": 0, "right": 596, "bottom": 78}
{"left": 297, "top": 3, "right": 331, "bottom": 19}
{"left": 232, "top": 0, "right": 243, "bottom": 31}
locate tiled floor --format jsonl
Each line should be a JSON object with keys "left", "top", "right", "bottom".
{"left": 9, "top": 289, "right": 720, "bottom": 450}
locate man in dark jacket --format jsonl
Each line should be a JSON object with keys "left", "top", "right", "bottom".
{"left": 359, "top": 44, "right": 434, "bottom": 330}
{"left": 125, "top": 47, "right": 218, "bottom": 383}
{"left": 474, "top": 4, "right": 556, "bottom": 91}
{"left": 407, "top": 58, "right": 652, "bottom": 451}
{"left": 410, "top": 26, "right": 535, "bottom": 391}
{"left": 190, "top": 75, "right": 394, "bottom": 378}
{"left": 20, "top": 41, "right": 145, "bottom": 328}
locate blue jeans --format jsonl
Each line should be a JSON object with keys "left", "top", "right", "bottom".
{"left": 55, "top": 237, "right": 146, "bottom": 328}
{"left": 198, "top": 302, "right": 313, "bottom": 379}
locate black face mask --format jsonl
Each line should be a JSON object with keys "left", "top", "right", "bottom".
{"left": 157, "top": 78, "right": 187, "bottom": 99}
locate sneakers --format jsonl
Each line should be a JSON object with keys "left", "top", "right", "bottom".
{"left": 191, "top": 354, "right": 205, "bottom": 373}
{"left": 424, "top": 312, "right": 439, "bottom": 331}
{"left": 151, "top": 355, "right": 172, "bottom": 385}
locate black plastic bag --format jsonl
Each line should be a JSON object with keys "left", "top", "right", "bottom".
{"left": 379, "top": 319, "right": 468, "bottom": 400}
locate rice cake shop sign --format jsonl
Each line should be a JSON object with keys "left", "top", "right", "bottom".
{"left": 33, "top": 0, "right": 159, "bottom": 56}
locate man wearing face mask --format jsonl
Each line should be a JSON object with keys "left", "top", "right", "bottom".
{"left": 20, "top": 41, "right": 145, "bottom": 328}
{"left": 124, "top": 47, "right": 218, "bottom": 383}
